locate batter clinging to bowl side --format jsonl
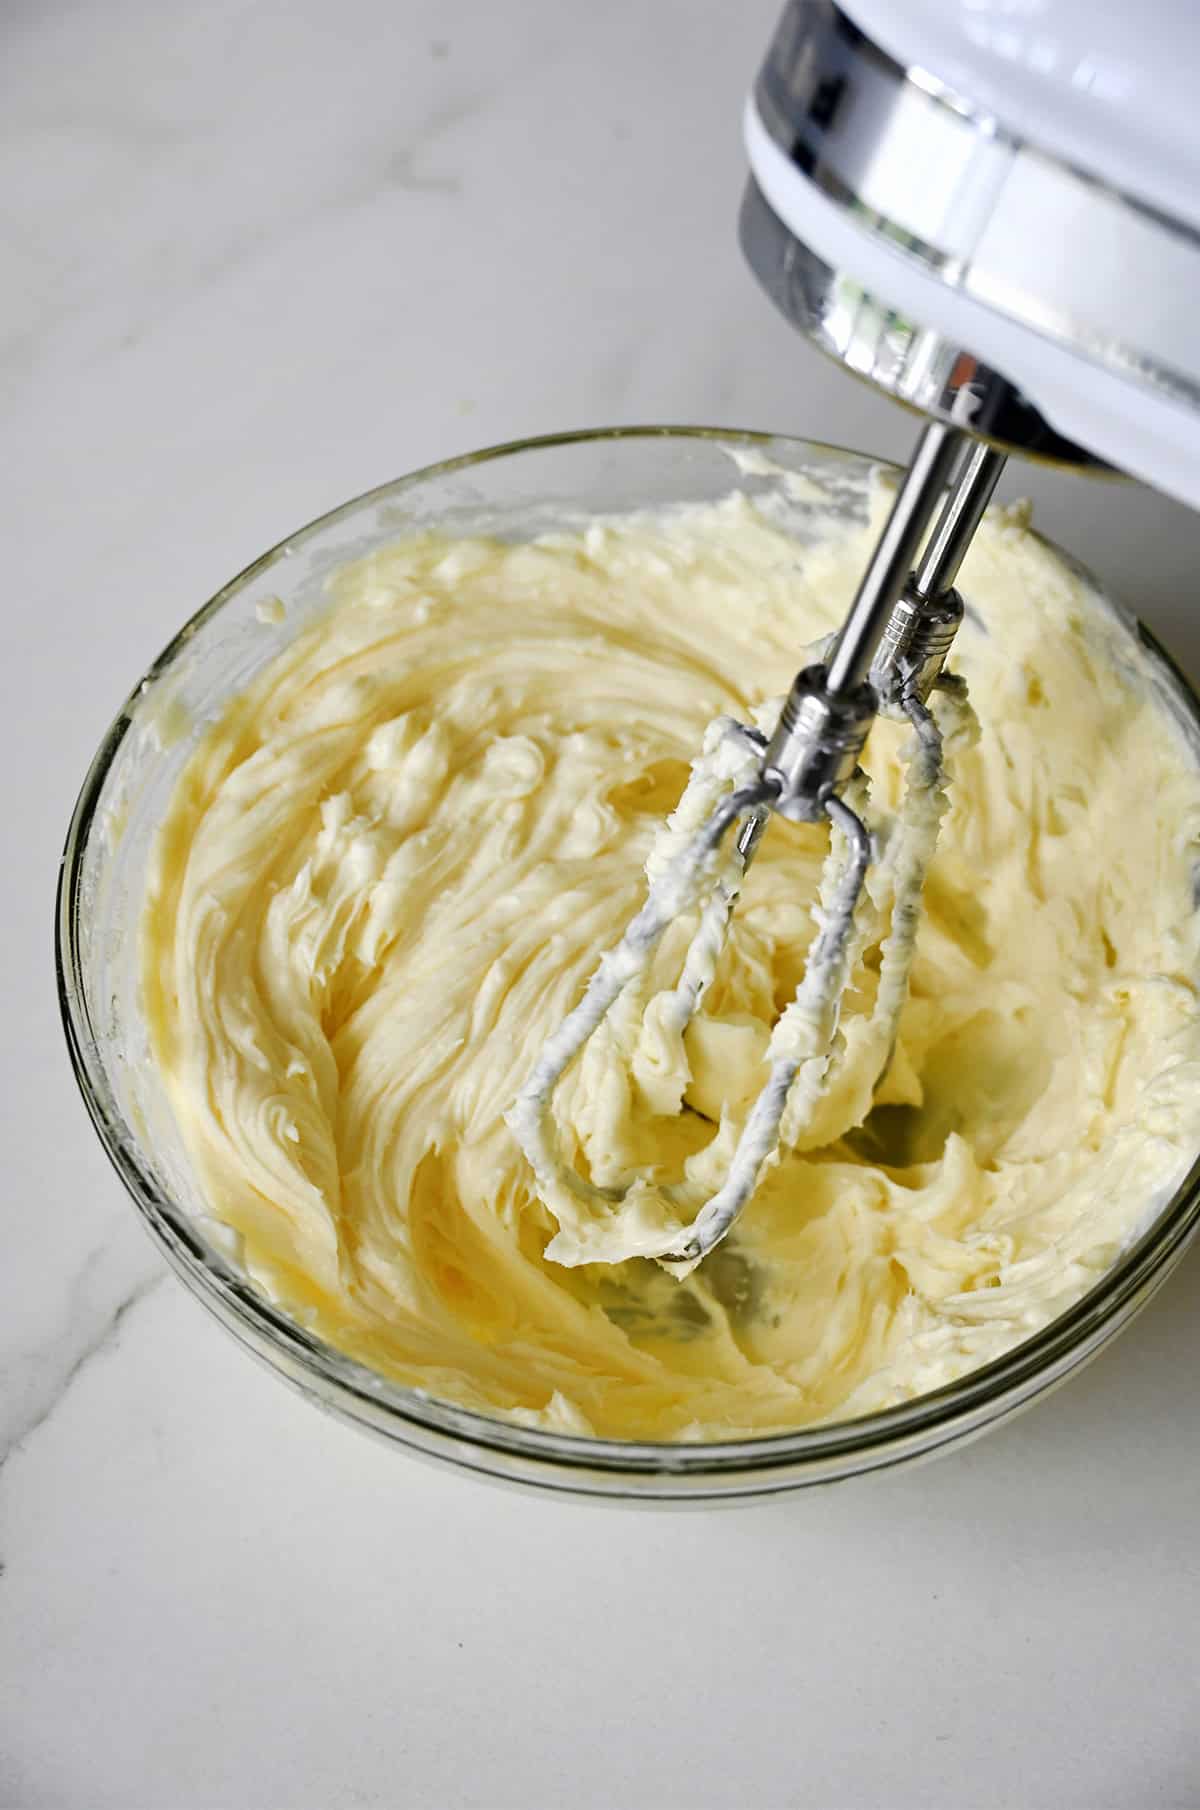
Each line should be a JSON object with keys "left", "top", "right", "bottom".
{"left": 142, "top": 478, "right": 1200, "bottom": 1440}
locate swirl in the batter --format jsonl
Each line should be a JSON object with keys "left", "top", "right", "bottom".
{"left": 142, "top": 486, "right": 1200, "bottom": 1438}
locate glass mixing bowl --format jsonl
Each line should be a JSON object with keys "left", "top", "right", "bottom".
{"left": 57, "top": 427, "right": 1200, "bottom": 1501}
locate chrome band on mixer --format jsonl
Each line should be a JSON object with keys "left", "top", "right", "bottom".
{"left": 746, "top": 0, "right": 1200, "bottom": 433}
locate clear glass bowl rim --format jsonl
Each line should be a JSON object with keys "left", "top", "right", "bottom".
{"left": 56, "top": 424, "right": 1200, "bottom": 1490}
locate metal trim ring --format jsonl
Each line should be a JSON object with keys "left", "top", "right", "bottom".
{"left": 751, "top": 0, "right": 1200, "bottom": 416}
{"left": 738, "top": 173, "right": 1106, "bottom": 467}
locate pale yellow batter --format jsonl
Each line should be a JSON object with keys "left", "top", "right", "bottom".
{"left": 142, "top": 480, "right": 1200, "bottom": 1439}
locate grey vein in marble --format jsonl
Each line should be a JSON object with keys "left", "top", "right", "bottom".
{"left": 0, "top": 1245, "right": 167, "bottom": 1473}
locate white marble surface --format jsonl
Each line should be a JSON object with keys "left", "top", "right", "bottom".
{"left": 4, "top": 2, "right": 1200, "bottom": 1805}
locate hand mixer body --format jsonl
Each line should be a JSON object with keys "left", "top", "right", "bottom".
{"left": 509, "top": 0, "right": 1200, "bottom": 1271}
{"left": 742, "top": 0, "right": 1200, "bottom": 506}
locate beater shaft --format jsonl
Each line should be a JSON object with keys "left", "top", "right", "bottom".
{"left": 761, "top": 422, "right": 968, "bottom": 824}
{"left": 915, "top": 442, "right": 1006, "bottom": 603}
{"left": 825, "top": 423, "right": 965, "bottom": 696}
{"left": 872, "top": 443, "right": 1006, "bottom": 711}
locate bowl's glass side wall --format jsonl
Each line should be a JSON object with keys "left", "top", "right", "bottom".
{"left": 161, "top": 1212, "right": 1192, "bottom": 1500}
{"left": 57, "top": 428, "right": 1200, "bottom": 1498}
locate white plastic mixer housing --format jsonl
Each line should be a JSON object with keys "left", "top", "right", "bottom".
{"left": 742, "top": 0, "right": 1200, "bottom": 507}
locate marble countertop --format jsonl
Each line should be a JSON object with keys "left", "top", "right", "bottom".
{"left": 5, "top": 2, "right": 1200, "bottom": 1805}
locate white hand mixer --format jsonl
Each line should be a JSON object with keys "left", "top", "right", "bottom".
{"left": 509, "top": 0, "right": 1200, "bottom": 1270}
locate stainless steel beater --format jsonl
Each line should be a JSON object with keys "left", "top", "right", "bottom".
{"left": 507, "top": 425, "right": 1005, "bottom": 1270}
{"left": 510, "top": 0, "right": 1200, "bottom": 1269}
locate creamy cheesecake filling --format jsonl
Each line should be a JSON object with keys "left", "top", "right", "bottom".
{"left": 142, "top": 482, "right": 1200, "bottom": 1439}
